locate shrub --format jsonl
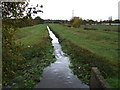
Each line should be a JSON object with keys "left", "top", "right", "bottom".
{"left": 2, "top": 24, "right": 25, "bottom": 86}
{"left": 72, "top": 19, "right": 82, "bottom": 28}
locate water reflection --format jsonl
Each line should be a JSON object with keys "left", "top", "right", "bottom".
{"left": 35, "top": 26, "right": 89, "bottom": 88}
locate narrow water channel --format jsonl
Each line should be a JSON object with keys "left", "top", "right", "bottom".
{"left": 36, "top": 26, "right": 89, "bottom": 88}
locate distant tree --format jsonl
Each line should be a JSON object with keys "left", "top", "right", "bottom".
{"left": 113, "top": 19, "right": 120, "bottom": 23}
{"left": 88, "top": 19, "right": 95, "bottom": 25}
{"left": 95, "top": 20, "right": 98, "bottom": 24}
{"left": 34, "top": 16, "right": 44, "bottom": 24}
{"left": 70, "top": 18, "right": 74, "bottom": 24}
{"left": 73, "top": 19, "right": 82, "bottom": 28}
{"left": 22, "top": 15, "right": 34, "bottom": 26}
{"left": 102, "top": 20, "right": 109, "bottom": 23}
{"left": 81, "top": 20, "right": 87, "bottom": 25}
{"left": 108, "top": 16, "right": 112, "bottom": 25}
{"left": 34, "top": 16, "right": 41, "bottom": 20}
{"left": 65, "top": 20, "right": 68, "bottom": 24}
{"left": 99, "top": 19, "right": 103, "bottom": 24}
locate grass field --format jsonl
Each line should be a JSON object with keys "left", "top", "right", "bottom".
{"left": 49, "top": 24, "right": 119, "bottom": 88}
{"left": 11, "top": 24, "right": 56, "bottom": 88}
{"left": 49, "top": 24, "right": 118, "bottom": 61}
{"left": 80, "top": 25, "right": 118, "bottom": 31}
{"left": 15, "top": 24, "right": 47, "bottom": 47}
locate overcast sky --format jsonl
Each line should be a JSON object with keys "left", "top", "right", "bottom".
{"left": 28, "top": 0, "right": 120, "bottom": 21}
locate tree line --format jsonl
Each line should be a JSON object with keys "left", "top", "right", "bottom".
{"left": 69, "top": 17, "right": 120, "bottom": 28}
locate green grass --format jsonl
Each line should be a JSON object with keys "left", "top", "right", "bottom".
{"left": 49, "top": 24, "right": 118, "bottom": 61}
{"left": 49, "top": 24, "right": 119, "bottom": 88}
{"left": 11, "top": 24, "right": 56, "bottom": 88}
{"left": 15, "top": 24, "right": 48, "bottom": 47}
{"left": 106, "top": 78, "right": 120, "bottom": 88}
{"left": 80, "top": 25, "right": 118, "bottom": 31}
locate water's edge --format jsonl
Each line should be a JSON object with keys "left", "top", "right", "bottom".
{"left": 35, "top": 26, "right": 89, "bottom": 88}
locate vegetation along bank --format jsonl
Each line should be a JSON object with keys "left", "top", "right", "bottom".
{"left": 49, "top": 24, "right": 119, "bottom": 88}
{"left": 3, "top": 24, "right": 56, "bottom": 88}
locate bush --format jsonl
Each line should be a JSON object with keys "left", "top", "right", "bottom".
{"left": 2, "top": 24, "right": 25, "bottom": 86}
{"left": 72, "top": 19, "right": 82, "bottom": 28}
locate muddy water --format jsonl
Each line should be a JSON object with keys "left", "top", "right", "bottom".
{"left": 35, "top": 26, "right": 89, "bottom": 88}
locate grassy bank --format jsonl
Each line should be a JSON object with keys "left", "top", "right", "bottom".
{"left": 10, "top": 24, "right": 56, "bottom": 88}
{"left": 49, "top": 24, "right": 119, "bottom": 88}
{"left": 80, "top": 25, "right": 118, "bottom": 31}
